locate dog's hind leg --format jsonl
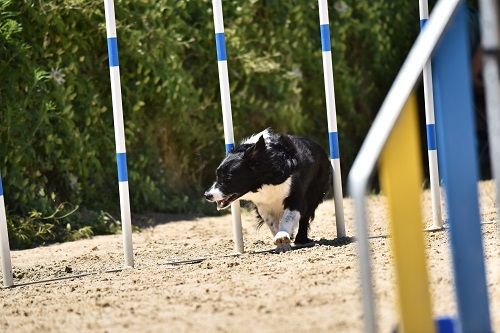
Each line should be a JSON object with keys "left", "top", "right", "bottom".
{"left": 274, "top": 209, "right": 300, "bottom": 252}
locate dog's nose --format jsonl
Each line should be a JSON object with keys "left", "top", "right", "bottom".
{"left": 204, "top": 191, "right": 213, "bottom": 201}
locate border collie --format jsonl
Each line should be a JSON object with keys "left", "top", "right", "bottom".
{"left": 204, "top": 129, "right": 331, "bottom": 251}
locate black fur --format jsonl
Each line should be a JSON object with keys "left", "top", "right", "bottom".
{"left": 206, "top": 129, "right": 331, "bottom": 244}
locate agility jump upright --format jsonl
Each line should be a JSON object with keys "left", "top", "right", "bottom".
{"left": 349, "top": 1, "right": 492, "bottom": 332}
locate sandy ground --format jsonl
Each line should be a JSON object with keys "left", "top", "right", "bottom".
{"left": 1, "top": 181, "right": 498, "bottom": 333}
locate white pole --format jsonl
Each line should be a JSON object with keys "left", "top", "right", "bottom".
{"left": 419, "top": 0, "right": 443, "bottom": 229}
{"left": 0, "top": 174, "right": 13, "bottom": 287}
{"left": 478, "top": 0, "right": 500, "bottom": 237}
{"left": 212, "top": 0, "right": 244, "bottom": 254}
{"left": 103, "top": 0, "right": 134, "bottom": 267}
{"left": 318, "top": 0, "right": 346, "bottom": 238}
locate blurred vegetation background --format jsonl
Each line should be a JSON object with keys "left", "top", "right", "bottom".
{"left": 1, "top": 0, "right": 423, "bottom": 248}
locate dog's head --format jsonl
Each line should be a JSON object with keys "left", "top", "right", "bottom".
{"left": 204, "top": 135, "right": 268, "bottom": 210}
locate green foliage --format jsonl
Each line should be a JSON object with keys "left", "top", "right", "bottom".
{"left": 0, "top": 0, "right": 418, "bottom": 248}
{"left": 7, "top": 203, "right": 123, "bottom": 249}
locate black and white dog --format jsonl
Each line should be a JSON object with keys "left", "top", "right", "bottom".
{"left": 204, "top": 129, "right": 331, "bottom": 251}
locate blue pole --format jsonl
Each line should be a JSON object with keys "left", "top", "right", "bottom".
{"left": 432, "top": 2, "right": 491, "bottom": 332}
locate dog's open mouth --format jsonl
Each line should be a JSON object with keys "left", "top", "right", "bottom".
{"left": 216, "top": 194, "right": 239, "bottom": 210}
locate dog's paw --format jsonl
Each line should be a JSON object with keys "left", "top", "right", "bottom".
{"left": 274, "top": 231, "right": 291, "bottom": 246}
{"left": 274, "top": 231, "right": 292, "bottom": 252}
{"left": 275, "top": 243, "right": 292, "bottom": 253}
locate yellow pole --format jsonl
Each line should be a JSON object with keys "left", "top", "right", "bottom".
{"left": 379, "top": 93, "right": 435, "bottom": 333}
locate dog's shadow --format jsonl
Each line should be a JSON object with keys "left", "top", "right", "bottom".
{"left": 251, "top": 236, "right": 356, "bottom": 255}
{"left": 292, "top": 236, "right": 355, "bottom": 250}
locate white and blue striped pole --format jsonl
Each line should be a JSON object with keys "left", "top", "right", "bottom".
{"left": 478, "top": 0, "right": 500, "bottom": 237}
{"left": 103, "top": 0, "right": 134, "bottom": 267}
{"left": 318, "top": 0, "right": 346, "bottom": 238}
{"left": 0, "top": 173, "right": 13, "bottom": 287}
{"left": 212, "top": 0, "right": 244, "bottom": 254}
{"left": 419, "top": 0, "right": 443, "bottom": 230}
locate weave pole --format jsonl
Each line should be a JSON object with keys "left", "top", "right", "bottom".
{"left": 432, "top": 2, "right": 491, "bottom": 331}
{"left": 211, "top": 0, "right": 244, "bottom": 254}
{"left": 419, "top": 0, "right": 443, "bottom": 229}
{"left": 0, "top": 173, "right": 13, "bottom": 287}
{"left": 379, "top": 94, "right": 434, "bottom": 333}
{"left": 478, "top": 0, "right": 500, "bottom": 236}
{"left": 317, "top": 0, "right": 346, "bottom": 238}
{"left": 103, "top": 0, "right": 134, "bottom": 267}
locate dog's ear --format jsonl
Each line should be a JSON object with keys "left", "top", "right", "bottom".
{"left": 245, "top": 135, "right": 266, "bottom": 160}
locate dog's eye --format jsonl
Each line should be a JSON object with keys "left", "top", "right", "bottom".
{"left": 221, "top": 173, "right": 233, "bottom": 182}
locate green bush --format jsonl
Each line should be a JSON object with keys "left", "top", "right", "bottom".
{"left": 0, "top": 0, "right": 417, "bottom": 248}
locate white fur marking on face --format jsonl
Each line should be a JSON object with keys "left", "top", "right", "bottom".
{"left": 206, "top": 184, "right": 224, "bottom": 201}
{"left": 241, "top": 128, "right": 271, "bottom": 145}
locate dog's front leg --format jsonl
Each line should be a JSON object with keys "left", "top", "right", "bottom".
{"left": 274, "top": 209, "right": 300, "bottom": 252}
{"left": 262, "top": 216, "right": 278, "bottom": 235}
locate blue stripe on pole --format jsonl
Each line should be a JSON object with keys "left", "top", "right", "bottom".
{"left": 107, "top": 37, "right": 119, "bottom": 67}
{"left": 426, "top": 124, "right": 437, "bottom": 151}
{"left": 225, "top": 143, "right": 234, "bottom": 155}
{"left": 328, "top": 131, "right": 340, "bottom": 159}
{"left": 432, "top": 3, "right": 491, "bottom": 332}
{"left": 0, "top": 173, "right": 3, "bottom": 196}
{"left": 420, "top": 18, "right": 428, "bottom": 31}
{"left": 116, "top": 153, "right": 128, "bottom": 182}
{"left": 435, "top": 317, "right": 456, "bottom": 333}
{"left": 215, "top": 33, "right": 227, "bottom": 61}
{"left": 320, "top": 24, "right": 331, "bottom": 52}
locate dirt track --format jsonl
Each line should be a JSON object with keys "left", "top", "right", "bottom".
{"left": 1, "top": 181, "right": 499, "bottom": 333}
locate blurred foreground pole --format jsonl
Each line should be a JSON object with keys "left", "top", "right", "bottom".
{"left": 0, "top": 173, "right": 13, "bottom": 287}
{"left": 478, "top": 0, "right": 500, "bottom": 237}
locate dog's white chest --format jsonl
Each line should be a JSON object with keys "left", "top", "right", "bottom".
{"left": 240, "top": 177, "right": 291, "bottom": 206}
{"left": 240, "top": 177, "right": 292, "bottom": 229}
